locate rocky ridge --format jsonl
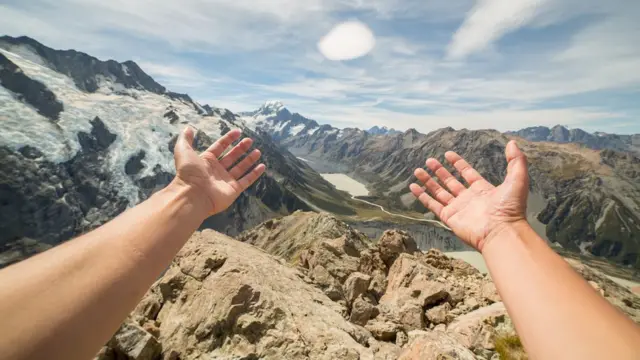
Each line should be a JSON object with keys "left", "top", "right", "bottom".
{"left": 507, "top": 125, "right": 640, "bottom": 155}
{"left": 367, "top": 126, "right": 402, "bottom": 136}
{"left": 241, "top": 101, "right": 322, "bottom": 142}
{"left": 99, "top": 212, "right": 640, "bottom": 360}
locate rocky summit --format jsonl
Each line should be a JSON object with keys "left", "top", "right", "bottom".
{"left": 98, "top": 212, "right": 640, "bottom": 360}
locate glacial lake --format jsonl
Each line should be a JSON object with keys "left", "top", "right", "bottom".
{"left": 320, "top": 173, "right": 370, "bottom": 197}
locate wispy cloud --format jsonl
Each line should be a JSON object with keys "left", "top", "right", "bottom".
{"left": 447, "top": 0, "right": 551, "bottom": 59}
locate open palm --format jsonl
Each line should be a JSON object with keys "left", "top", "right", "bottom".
{"left": 410, "top": 141, "right": 530, "bottom": 252}
{"left": 174, "top": 127, "right": 266, "bottom": 216}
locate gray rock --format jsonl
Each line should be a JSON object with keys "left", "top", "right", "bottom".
{"left": 0, "top": 52, "right": 63, "bottom": 121}
{"left": 109, "top": 320, "right": 161, "bottom": 360}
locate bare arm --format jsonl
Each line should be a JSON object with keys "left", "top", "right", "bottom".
{"left": 410, "top": 140, "right": 640, "bottom": 359}
{"left": 0, "top": 127, "right": 265, "bottom": 360}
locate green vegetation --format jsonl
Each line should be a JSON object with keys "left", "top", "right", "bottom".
{"left": 494, "top": 333, "right": 528, "bottom": 360}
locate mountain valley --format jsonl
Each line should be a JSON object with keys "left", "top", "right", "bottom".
{"left": 243, "top": 99, "right": 640, "bottom": 269}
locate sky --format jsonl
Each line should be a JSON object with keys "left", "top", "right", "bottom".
{"left": 1, "top": 0, "right": 639, "bottom": 134}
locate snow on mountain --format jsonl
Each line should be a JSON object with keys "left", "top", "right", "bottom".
{"left": 0, "top": 37, "right": 337, "bottom": 261}
{"left": 0, "top": 47, "right": 226, "bottom": 205}
{"left": 241, "top": 101, "right": 320, "bottom": 142}
{"left": 259, "top": 100, "right": 286, "bottom": 114}
{"left": 243, "top": 102, "right": 405, "bottom": 144}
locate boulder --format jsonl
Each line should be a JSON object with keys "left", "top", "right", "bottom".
{"left": 393, "top": 302, "right": 425, "bottom": 331}
{"left": 377, "top": 254, "right": 451, "bottom": 331}
{"left": 350, "top": 295, "right": 375, "bottom": 326}
{"left": 358, "top": 249, "right": 388, "bottom": 300}
{"left": 368, "top": 339, "right": 402, "bottom": 360}
{"left": 377, "top": 230, "right": 418, "bottom": 268}
{"left": 426, "top": 302, "right": 451, "bottom": 325}
{"left": 464, "top": 297, "right": 480, "bottom": 311}
{"left": 366, "top": 320, "right": 401, "bottom": 342}
{"left": 420, "top": 249, "right": 479, "bottom": 277}
{"left": 368, "top": 270, "right": 388, "bottom": 301}
{"left": 398, "top": 331, "right": 476, "bottom": 360}
{"left": 98, "top": 320, "right": 160, "bottom": 360}
{"left": 480, "top": 282, "right": 501, "bottom": 304}
{"left": 308, "top": 265, "right": 344, "bottom": 301}
{"left": 395, "top": 331, "right": 409, "bottom": 347}
{"left": 382, "top": 254, "right": 449, "bottom": 309}
{"left": 299, "top": 236, "right": 363, "bottom": 282}
{"left": 343, "top": 272, "right": 372, "bottom": 305}
{"left": 447, "top": 302, "right": 509, "bottom": 351}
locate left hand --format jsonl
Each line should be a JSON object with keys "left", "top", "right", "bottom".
{"left": 409, "top": 141, "right": 529, "bottom": 252}
{"left": 173, "top": 126, "right": 266, "bottom": 217}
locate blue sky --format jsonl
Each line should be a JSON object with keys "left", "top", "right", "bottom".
{"left": 1, "top": 0, "right": 639, "bottom": 134}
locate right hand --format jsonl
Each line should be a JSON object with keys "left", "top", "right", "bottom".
{"left": 409, "top": 140, "right": 530, "bottom": 252}
{"left": 173, "top": 127, "right": 266, "bottom": 217}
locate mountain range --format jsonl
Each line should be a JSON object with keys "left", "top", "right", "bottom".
{"left": 1, "top": 36, "right": 639, "bottom": 271}
{"left": 507, "top": 125, "right": 640, "bottom": 155}
{"left": 367, "top": 126, "right": 402, "bottom": 136}
{"left": 242, "top": 103, "right": 640, "bottom": 269}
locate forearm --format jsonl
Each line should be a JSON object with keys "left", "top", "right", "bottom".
{"left": 0, "top": 180, "right": 208, "bottom": 360}
{"left": 483, "top": 221, "right": 640, "bottom": 359}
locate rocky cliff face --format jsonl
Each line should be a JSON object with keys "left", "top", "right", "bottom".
{"left": 0, "top": 37, "right": 352, "bottom": 267}
{"left": 100, "top": 212, "right": 640, "bottom": 360}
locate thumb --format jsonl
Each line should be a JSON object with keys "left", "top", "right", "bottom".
{"left": 504, "top": 140, "right": 529, "bottom": 187}
{"left": 174, "top": 126, "right": 195, "bottom": 165}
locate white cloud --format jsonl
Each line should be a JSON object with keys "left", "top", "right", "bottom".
{"left": 448, "top": 0, "right": 550, "bottom": 59}
{"left": 318, "top": 21, "right": 376, "bottom": 61}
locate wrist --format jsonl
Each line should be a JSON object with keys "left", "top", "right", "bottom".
{"left": 162, "top": 178, "right": 211, "bottom": 221}
{"left": 480, "top": 219, "right": 532, "bottom": 255}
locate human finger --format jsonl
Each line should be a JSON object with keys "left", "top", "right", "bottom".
{"left": 205, "top": 129, "right": 242, "bottom": 158}
{"left": 174, "top": 126, "right": 195, "bottom": 165}
{"left": 409, "top": 183, "right": 444, "bottom": 217}
{"left": 425, "top": 158, "right": 467, "bottom": 196}
{"left": 444, "top": 151, "right": 485, "bottom": 186}
{"left": 229, "top": 149, "right": 262, "bottom": 179}
{"left": 504, "top": 140, "right": 529, "bottom": 187}
{"left": 236, "top": 164, "right": 266, "bottom": 191}
{"left": 218, "top": 138, "right": 253, "bottom": 169}
{"left": 414, "top": 168, "right": 455, "bottom": 204}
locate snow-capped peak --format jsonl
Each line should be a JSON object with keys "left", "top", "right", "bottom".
{"left": 260, "top": 100, "right": 286, "bottom": 113}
